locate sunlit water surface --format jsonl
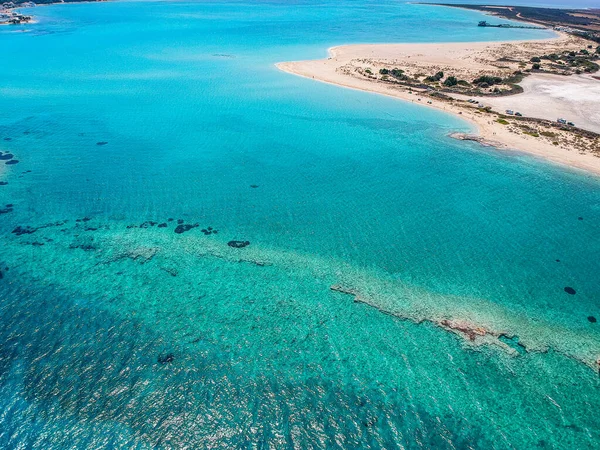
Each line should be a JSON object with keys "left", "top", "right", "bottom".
{"left": 0, "top": 1, "right": 599, "bottom": 448}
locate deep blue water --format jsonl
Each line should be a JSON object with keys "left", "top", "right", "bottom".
{"left": 1, "top": 1, "right": 599, "bottom": 448}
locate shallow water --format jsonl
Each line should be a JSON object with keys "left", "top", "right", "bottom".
{"left": 1, "top": 1, "right": 599, "bottom": 448}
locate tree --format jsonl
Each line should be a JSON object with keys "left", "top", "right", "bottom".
{"left": 530, "top": 56, "right": 541, "bottom": 63}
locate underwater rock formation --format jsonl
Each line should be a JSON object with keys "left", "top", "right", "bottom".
{"left": 201, "top": 227, "right": 218, "bottom": 235}
{"left": 175, "top": 223, "right": 199, "bottom": 234}
{"left": 157, "top": 353, "right": 174, "bottom": 364}
{"left": 227, "top": 240, "right": 250, "bottom": 248}
{"left": 439, "top": 319, "right": 488, "bottom": 342}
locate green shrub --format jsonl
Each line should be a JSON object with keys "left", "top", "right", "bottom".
{"left": 425, "top": 71, "right": 444, "bottom": 82}
{"left": 443, "top": 76, "right": 458, "bottom": 87}
{"left": 473, "top": 75, "right": 503, "bottom": 85}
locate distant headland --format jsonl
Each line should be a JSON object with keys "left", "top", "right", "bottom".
{"left": 425, "top": 3, "right": 600, "bottom": 43}
{"left": 1, "top": 0, "right": 104, "bottom": 25}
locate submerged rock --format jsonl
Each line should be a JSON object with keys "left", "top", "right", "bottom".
{"left": 12, "top": 225, "right": 36, "bottom": 236}
{"left": 564, "top": 287, "right": 577, "bottom": 295}
{"left": 158, "top": 223, "right": 168, "bottom": 228}
{"left": 588, "top": 316, "right": 597, "bottom": 323}
{"left": 0, "top": 181, "right": 7, "bottom": 186}
{"left": 228, "top": 240, "right": 250, "bottom": 248}
{"left": 5, "top": 160, "right": 19, "bottom": 165}
{"left": 0, "top": 207, "right": 13, "bottom": 214}
{"left": 12, "top": 221, "right": 68, "bottom": 237}
{"left": 140, "top": 221, "right": 157, "bottom": 228}
{"left": 174, "top": 223, "right": 198, "bottom": 234}
{"left": 201, "top": 227, "right": 218, "bottom": 236}
{"left": 0, "top": 153, "right": 14, "bottom": 160}
{"left": 157, "top": 353, "right": 174, "bottom": 364}
{"left": 439, "top": 319, "right": 487, "bottom": 342}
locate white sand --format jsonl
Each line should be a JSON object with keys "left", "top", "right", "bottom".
{"left": 277, "top": 36, "right": 600, "bottom": 175}
{"left": 463, "top": 73, "right": 600, "bottom": 133}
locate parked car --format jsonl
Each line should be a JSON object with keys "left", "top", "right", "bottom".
{"left": 515, "top": 112, "right": 523, "bottom": 117}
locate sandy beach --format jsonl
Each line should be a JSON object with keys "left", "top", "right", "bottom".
{"left": 277, "top": 35, "right": 600, "bottom": 175}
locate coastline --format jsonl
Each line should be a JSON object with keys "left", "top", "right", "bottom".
{"left": 276, "top": 36, "right": 600, "bottom": 176}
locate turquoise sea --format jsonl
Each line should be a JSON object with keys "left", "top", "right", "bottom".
{"left": 1, "top": 0, "right": 600, "bottom": 448}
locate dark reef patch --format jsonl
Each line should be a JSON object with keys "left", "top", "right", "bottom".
{"left": 0, "top": 153, "right": 14, "bottom": 160}
{"left": 5, "top": 160, "right": 19, "bottom": 165}
{"left": 588, "top": 316, "right": 597, "bottom": 323}
{"left": 13, "top": 225, "right": 36, "bottom": 236}
{"left": 157, "top": 353, "right": 175, "bottom": 364}
{"left": 0, "top": 206, "right": 13, "bottom": 215}
{"left": 201, "top": 226, "right": 218, "bottom": 235}
{"left": 96, "top": 141, "right": 108, "bottom": 146}
{"left": 250, "top": 184, "right": 259, "bottom": 188}
{"left": 228, "top": 240, "right": 250, "bottom": 248}
{"left": 69, "top": 243, "right": 96, "bottom": 251}
{"left": 0, "top": 181, "right": 7, "bottom": 186}
{"left": 158, "top": 223, "right": 167, "bottom": 228}
{"left": 175, "top": 223, "right": 199, "bottom": 234}
{"left": 140, "top": 221, "right": 157, "bottom": 228}
{"left": 25, "top": 241, "right": 45, "bottom": 247}
{"left": 3, "top": 137, "right": 11, "bottom": 141}
{"left": 12, "top": 221, "right": 68, "bottom": 236}
{"left": 564, "top": 287, "right": 577, "bottom": 295}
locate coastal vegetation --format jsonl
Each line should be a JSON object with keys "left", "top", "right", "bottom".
{"left": 359, "top": 40, "right": 598, "bottom": 102}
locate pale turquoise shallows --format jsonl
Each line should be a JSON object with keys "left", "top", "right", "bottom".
{"left": 0, "top": 1, "right": 599, "bottom": 448}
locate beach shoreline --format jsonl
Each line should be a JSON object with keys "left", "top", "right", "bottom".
{"left": 277, "top": 35, "right": 600, "bottom": 176}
